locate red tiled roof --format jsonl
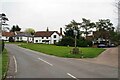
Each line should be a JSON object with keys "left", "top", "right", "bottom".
{"left": 2, "top": 32, "right": 15, "bottom": 37}
{"left": 34, "top": 31, "right": 61, "bottom": 37}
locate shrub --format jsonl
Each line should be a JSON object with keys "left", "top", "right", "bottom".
{"left": 56, "top": 36, "right": 93, "bottom": 47}
{"left": 56, "top": 36, "right": 75, "bottom": 46}
{"left": 8, "top": 37, "right": 14, "bottom": 42}
{"left": 77, "top": 39, "right": 92, "bottom": 47}
{"left": 71, "top": 47, "right": 80, "bottom": 54}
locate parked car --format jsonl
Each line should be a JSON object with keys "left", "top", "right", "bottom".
{"left": 97, "top": 44, "right": 106, "bottom": 48}
{"left": 108, "top": 43, "right": 116, "bottom": 47}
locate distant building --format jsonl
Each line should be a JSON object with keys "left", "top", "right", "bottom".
{"left": 13, "top": 32, "right": 32, "bottom": 42}
{"left": 2, "top": 28, "right": 63, "bottom": 44}
{"left": 2, "top": 32, "right": 15, "bottom": 41}
{"left": 34, "top": 28, "right": 63, "bottom": 44}
{"left": 2, "top": 31, "right": 32, "bottom": 42}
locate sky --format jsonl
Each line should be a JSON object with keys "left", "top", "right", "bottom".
{"left": 0, "top": 0, "right": 117, "bottom": 32}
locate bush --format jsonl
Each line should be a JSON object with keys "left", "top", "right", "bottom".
{"left": 56, "top": 36, "right": 75, "bottom": 46}
{"left": 56, "top": 36, "right": 93, "bottom": 47}
{"left": 71, "top": 47, "right": 80, "bottom": 54}
{"left": 77, "top": 39, "right": 92, "bottom": 47}
{"left": 8, "top": 37, "right": 14, "bottom": 42}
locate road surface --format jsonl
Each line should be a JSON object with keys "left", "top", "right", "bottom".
{"left": 5, "top": 44, "right": 118, "bottom": 79}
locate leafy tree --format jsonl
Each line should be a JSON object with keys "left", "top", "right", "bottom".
{"left": 8, "top": 37, "right": 14, "bottom": 42}
{"left": 25, "top": 28, "right": 35, "bottom": 43}
{"left": 57, "top": 36, "right": 75, "bottom": 46}
{"left": 10, "top": 25, "right": 21, "bottom": 32}
{"left": 10, "top": 25, "right": 16, "bottom": 32}
{"left": 58, "top": 19, "right": 94, "bottom": 47}
{"left": 96, "top": 19, "right": 114, "bottom": 31}
{"left": 15, "top": 25, "right": 21, "bottom": 31}
{"left": 109, "top": 31, "right": 120, "bottom": 45}
{"left": 94, "top": 19, "right": 115, "bottom": 45}
{"left": 3, "top": 27, "right": 10, "bottom": 32}
{"left": 79, "top": 18, "right": 96, "bottom": 38}
{"left": 0, "top": 13, "right": 9, "bottom": 31}
{"left": 64, "top": 20, "right": 81, "bottom": 39}
{"left": 0, "top": 13, "right": 9, "bottom": 25}
{"left": 25, "top": 28, "right": 35, "bottom": 35}
{"left": 0, "top": 13, "right": 9, "bottom": 51}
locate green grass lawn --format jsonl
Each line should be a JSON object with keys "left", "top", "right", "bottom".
{"left": 19, "top": 43, "right": 105, "bottom": 58}
{"left": 1, "top": 49, "right": 9, "bottom": 79}
{"left": 0, "top": 54, "right": 2, "bottom": 79}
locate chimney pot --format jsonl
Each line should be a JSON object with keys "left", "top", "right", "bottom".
{"left": 60, "top": 28, "right": 62, "bottom": 35}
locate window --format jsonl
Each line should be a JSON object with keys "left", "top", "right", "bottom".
{"left": 36, "top": 40, "right": 38, "bottom": 43}
{"left": 46, "top": 37, "right": 48, "bottom": 39}
{"left": 54, "top": 35, "right": 56, "bottom": 38}
{"left": 42, "top": 37, "right": 44, "bottom": 39}
{"left": 17, "top": 37, "right": 19, "bottom": 40}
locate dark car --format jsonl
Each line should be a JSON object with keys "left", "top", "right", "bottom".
{"left": 97, "top": 44, "right": 106, "bottom": 48}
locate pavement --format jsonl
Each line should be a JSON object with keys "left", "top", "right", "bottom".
{"left": 80, "top": 47, "right": 118, "bottom": 67}
{"left": 5, "top": 44, "right": 118, "bottom": 79}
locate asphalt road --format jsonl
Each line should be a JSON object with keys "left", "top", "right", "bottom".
{"left": 5, "top": 44, "right": 118, "bottom": 79}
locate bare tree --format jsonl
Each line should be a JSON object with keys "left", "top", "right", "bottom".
{"left": 115, "top": 0, "right": 120, "bottom": 33}
{"left": 118, "top": 0, "right": 120, "bottom": 33}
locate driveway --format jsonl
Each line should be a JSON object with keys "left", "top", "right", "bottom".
{"left": 5, "top": 44, "right": 118, "bottom": 79}
{"left": 80, "top": 47, "right": 118, "bottom": 67}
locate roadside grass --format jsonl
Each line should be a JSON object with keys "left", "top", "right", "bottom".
{"left": 19, "top": 43, "right": 105, "bottom": 58}
{"left": 0, "top": 54, "right": 2, "bottom": 79}
{"left": 1, "top": 49, "right": 9, "bottom": 79}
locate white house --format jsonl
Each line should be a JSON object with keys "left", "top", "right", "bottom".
{"left": 2, "top": 32, "right": 15, "bottom": 41}
{"left": 13, "top": 32, "right": 33, "bottom": 42}
{"left": 2, "top": 28, "right": 63, "bottom": 44}
{"left": 2, "top": 31, "right": 33, "bottom": 42}
{"left": 34, "top": 29, "right": 62, "bottom": 44}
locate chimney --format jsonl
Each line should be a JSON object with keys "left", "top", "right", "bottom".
{"left": 60, "top": 28, "right": 62, "bottom": 35}
{"left": 46, "top": 27, "right": 49, "bottom": 32}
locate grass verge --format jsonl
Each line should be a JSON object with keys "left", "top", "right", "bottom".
{"left": 1, "top": 49, "right": 9, "bottom": 80}
{"left": 0, "top": 53, "right": 2, "bottom": 79}
{"left": 19, "top": 43, "right": 105, "bottom": 58}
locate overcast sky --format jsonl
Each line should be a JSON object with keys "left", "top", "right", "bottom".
{"left": 0, "top": 0, "right": 117, "bottom": 32}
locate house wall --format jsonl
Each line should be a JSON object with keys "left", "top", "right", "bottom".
{"left": 2, "top": 36, "right": 9, "bottom": 41}
{"left": 50, "top": 32, "right": 60, "bottom": 44}
{"left": 34, "top": 32, "right": 62, "bottom": 44}
{"left": 41, "top": 37, "right": 51, "bottom": 44}
{"left": 34, "top": 37, "right": 42, "bottom": 43}
{"left": 14, "top": 36, "right": 32, "bottom": 42}
{"left": 34, "top": 37, "right": 51, "bottom": 44}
